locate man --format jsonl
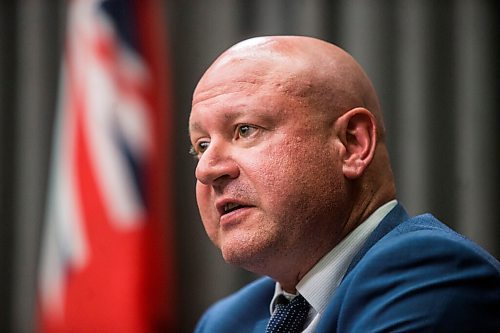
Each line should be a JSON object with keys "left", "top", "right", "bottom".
{"left": 189, "top": 36, "right": 500, "bottom": 332}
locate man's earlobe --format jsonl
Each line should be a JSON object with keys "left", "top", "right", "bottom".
{"left": 336, "top": 108, "right": 377, "bottom": 179}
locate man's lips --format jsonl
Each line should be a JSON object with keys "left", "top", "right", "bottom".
{"left": 216, "top": 199, "right": 253, "bottom": 217}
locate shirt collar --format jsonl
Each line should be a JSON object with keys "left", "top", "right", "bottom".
{"left": 269, "top": 200, "right": 398, "bottom": 316}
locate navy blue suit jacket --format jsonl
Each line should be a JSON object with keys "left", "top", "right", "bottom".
{"left": 195, "top": 205, "right": 500, "bottom": 332}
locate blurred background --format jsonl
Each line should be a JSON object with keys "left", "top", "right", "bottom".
{"left": 1, "top": 0, "right": 499, "bottom": 332}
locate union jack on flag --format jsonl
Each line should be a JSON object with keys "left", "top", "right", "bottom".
{"left": 38, "top": 0, "right": 175, "bottom": 331}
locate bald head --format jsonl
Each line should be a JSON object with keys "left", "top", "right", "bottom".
{"left": 194, "top": 36, "right": 385, "bottom": 139}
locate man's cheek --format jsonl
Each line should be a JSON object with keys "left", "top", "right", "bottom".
{"left": 198, "top": 202, "right": 221, "bottom": 247}
{"left": 196, "top": 185, "right": 222, "bottom": 242}
{"left": 196, "top": 182, "right": 212, "bottom": 209}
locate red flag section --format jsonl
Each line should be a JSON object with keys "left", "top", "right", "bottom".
{"left": 38, "top": 0, "right": 175, "bottom": 332}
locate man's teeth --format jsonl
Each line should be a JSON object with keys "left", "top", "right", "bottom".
{"left": 224, "top": 202, "right": 240, "bottom": 213}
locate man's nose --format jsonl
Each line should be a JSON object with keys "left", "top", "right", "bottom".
{"left": 195, "top": 143, "right": 239, "bottom": 186}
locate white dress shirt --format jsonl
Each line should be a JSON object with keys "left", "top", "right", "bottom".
{"left": 269, "top": 200, "right": 398, "bottom": 332}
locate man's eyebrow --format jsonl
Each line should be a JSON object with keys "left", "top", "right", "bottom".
{"left": 189, "top": 109, "right": 247, "bottom": 135}
{"left": 189, "top": 108, "right": 276, "bottom": 136}
{"left": 188, "top": 121, "right": 204, "bottom": 135}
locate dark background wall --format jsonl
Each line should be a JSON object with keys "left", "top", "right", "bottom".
{"left": 1, "top": 1, "right": 498, "bottom": 332}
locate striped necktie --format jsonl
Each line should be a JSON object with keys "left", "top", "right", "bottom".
{"left": 266, "top": 294, "right": 310, "bottom": 333}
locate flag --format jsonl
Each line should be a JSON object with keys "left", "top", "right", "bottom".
{"left": 38, "top": 0, "right": 175, "bottom": 331}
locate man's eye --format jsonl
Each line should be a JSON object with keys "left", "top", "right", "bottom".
{"left": 198, "top": 141, "right": 210, "bottom": 153}
{"left": 236, "top": 124, "right": 258, "bottom": 138}
{"left": 198, "top": 141, "right": 210, "bottom": 152}
{"left": 189, "top": 141, "right": 210, "bottom": 158}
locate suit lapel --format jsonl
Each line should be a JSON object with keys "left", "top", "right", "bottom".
{"left": 345, "top": 204, "right": 409, "bottom": 276}
{"left": 253, "top": 319, "right": 269, "bottom": 333}
{"left": 316, "top": 205, "right": 410, "bottom": 333}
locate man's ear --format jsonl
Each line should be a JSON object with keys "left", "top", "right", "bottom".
{"left": 335, "top": 107, "right": 377, "bottom": 179}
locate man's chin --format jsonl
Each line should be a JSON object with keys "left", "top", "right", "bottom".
{"left": 220, "top": 239, "right": 274, "bottom": 274}
{"left": 221, "top": 246, "right": 254, "bottom": 266}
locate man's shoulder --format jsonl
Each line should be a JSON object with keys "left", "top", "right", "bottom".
{"left": 355, "top": 212, "right": 500, "bottom": 280}
{"left": 322, "top": 213, "right": 500, "bottom": 332}
{"left": 382, "top": 213, "right": 499, "bottom": 269}
{"left": 194, "top": 276, "right": 274, "bottom": 333}
{"left": 349, "top": 205, "right": 498, "bottom": 276}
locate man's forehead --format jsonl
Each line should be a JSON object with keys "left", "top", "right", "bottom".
{"left": 203, "top": 53, "right": 281, "bottom": 83}
{"left": 196, "top": 48, "right": 316, "bottom": 96}
{"left": 192, "top": 56, "right": 294, "bottom": 107}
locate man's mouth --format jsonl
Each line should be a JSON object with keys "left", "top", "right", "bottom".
{"left": 224, "top": 202, "right": 242, "bottom": 214}
{"left": 217, "top": 200, "right": 251, "bottom": 216}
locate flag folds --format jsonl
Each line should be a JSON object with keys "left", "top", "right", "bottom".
{"left": 38, "top": 0, "right": 175, "bottom": 331}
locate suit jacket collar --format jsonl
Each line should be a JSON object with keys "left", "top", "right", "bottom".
{"left": 345, "top": 203, "right": 409, "bottom": 276}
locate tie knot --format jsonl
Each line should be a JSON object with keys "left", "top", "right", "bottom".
{"left": 266, "top": 294, "right": 310, "bottom": 333}
{"left": 275, "top": 294, "right": 308, "bottom": 311}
